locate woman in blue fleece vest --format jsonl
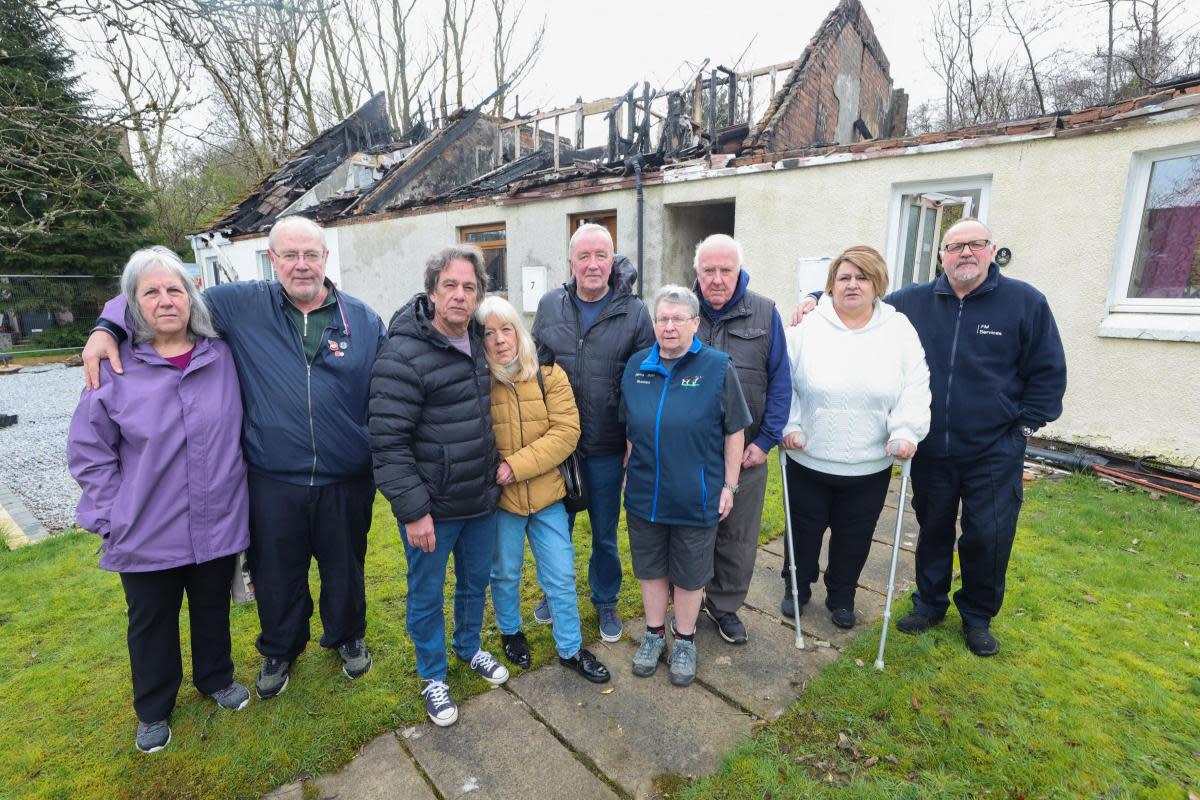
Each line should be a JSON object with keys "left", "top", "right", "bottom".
{"left": 620, "top": 285, "right": 752, "bottom": 687}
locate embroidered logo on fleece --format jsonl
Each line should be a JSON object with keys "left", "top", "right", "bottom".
{"left": 681, "top": 375, "right": 702, "bottom": 387}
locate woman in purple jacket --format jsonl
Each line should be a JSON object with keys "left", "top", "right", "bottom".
{"left": 68, "top": 246, "right": 251, "bottom": 753}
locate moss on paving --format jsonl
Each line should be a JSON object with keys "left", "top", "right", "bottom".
{"left": 679, "top": 474, "right": 1200, "bottom": 800}
{"left": 2, "top": 472, "right": 1196, "bottom": 799}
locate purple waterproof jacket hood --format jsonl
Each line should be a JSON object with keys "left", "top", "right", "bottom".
{"left": 68, "top": 335, "right": 250, "bottom": 572}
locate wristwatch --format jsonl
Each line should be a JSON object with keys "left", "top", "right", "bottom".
{"left": 723, "top": 482, "right": 739, "bottom": 494}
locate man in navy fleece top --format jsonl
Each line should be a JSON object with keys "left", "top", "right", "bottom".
{"left": 795, "top": 219, "right": 1066, "bottom": 656}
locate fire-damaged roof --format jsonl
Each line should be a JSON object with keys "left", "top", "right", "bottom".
{"left": 199, "top": 93, "right": 394, "bottom": 236}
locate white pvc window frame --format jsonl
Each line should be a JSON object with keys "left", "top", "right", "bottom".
{"left": 884, "top": 175, "right": 992, "bottom": 291}
{"left": 1107, "top": 140, "right": 1200, "bottom": 315}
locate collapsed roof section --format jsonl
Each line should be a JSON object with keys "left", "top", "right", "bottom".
{"left": 199, "top": 93, "right": 394, "bottom": 237}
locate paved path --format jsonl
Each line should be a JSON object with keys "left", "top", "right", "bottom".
{"left": 266, "top": 480, "right": 918, "bottom": 800}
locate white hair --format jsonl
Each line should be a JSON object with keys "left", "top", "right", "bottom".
{"left": 268, "top": 215, "right": 327, "bottom": 251}
{"left": 476, "top": 294, "right": 538, "bottom": 383}
{"left": 120, "top": 246, "right": 217, "bottom": 344}
{"left": 652, "top": 284, "right": 700, "bottom": 319}
{"left": 569, "top": 222, "right": 614, "bottom": 256}
{"left": 693, "top": 233, "right": 744, "bottom": 272}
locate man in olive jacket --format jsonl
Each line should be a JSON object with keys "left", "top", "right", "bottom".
{"left": 531, "top": 223, "right": 654, "bottom": 642}
{"left": 369, "top": 245, "right": 508, "bottom": 728}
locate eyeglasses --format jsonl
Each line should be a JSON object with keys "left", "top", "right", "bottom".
{"left": 654, "top": 315, "right": 697, "bottom": 327}
{"left": 941, "top": 239, "right": 992, "bottom": 254}
{"left": 273, "top": 249, "right": 326, "bottom": 265}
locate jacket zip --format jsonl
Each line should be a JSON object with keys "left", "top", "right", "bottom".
{"left": 509, "top": 381, "right": 532, "bottom": 514}
{"left": 567, "top": 288, "right": 628, "bottom": 437}
{"left": 944, "top": 298, "right": 965, "bottom": 454}
{"left": 287, "top": 309, "right": 321, "bottom": 486}
{"left": 647, "top": 356, "right": 682, "bottom": 522}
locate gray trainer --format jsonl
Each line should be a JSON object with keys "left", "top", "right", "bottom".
{"left": 135, "top": 720, "right": 171, "bottom": 753}
{"left": 255, "top": 657, "right": 290, "bottom": 700}
{"left": 631, "top": 631, "right": 667, "bottom": 677}
{"left": 668, "top": 639, "right": 698, "bottom": 687}
{"left": 210, "top": 681, "right": 250, "bottom": 710}
{"left": 338, "top": 639, "right": 373, "bottom": 679}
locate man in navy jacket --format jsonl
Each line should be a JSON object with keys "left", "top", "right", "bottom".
{"left": 796, "top": 218, "right": 1066, "bottom": 656}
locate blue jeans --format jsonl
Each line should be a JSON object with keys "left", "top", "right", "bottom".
{"left": 399, "top": 513, "right": 497, "bottom": 681}
{"left": 491, "top": 503, "right": 582, "bottom": 659}
{"left": 569, "top": 453, "right": 625, "bottom": 610}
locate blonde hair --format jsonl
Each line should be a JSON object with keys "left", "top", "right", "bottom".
{"left": 476, "top": 295, "right": 538, "bottom": 384}
{"left": 825, "top": 245, "right": 889, "bottom": 297}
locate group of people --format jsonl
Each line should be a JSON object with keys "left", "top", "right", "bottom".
{"left": 69, "top": 213, "right": 1066, "bottom": 752}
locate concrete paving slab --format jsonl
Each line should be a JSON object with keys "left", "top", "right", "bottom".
{"left": 405, "top": 686, "right": 617, "bottom": 800}
{"left": 744, "top": 550, "right": 886, "bottom": 648}
{"left": 264, "top": 734, "right": 436, "bottom": 800}
{"left": 630, "top": 614, "right": 839, "bottom": 721}
{"left": 507, "top": 639, "right": 757, "bottom": 799}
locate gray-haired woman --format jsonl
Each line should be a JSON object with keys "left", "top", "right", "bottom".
{"left": 619, "top": 284, "right": 751, "bottom": 687}
{"left": 68, "top": 246, "right": 251, "bottom": 753}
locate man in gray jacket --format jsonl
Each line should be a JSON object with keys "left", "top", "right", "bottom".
{"left": 531, "top": 223, "right": 654, "bottom": 642}
{"left": 693, "top": 234, "right": 790, "bottom": 645}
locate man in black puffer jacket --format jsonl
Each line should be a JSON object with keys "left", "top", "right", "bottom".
{"left": 369, "top": 246, "right": 508, "bottom": 728}
{"left": 531, "top": 223, "right": 654, "bottom": 643}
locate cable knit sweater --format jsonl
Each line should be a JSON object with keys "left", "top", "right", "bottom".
{"left": 783, "top": 296, "right": 931, "bottom": 476}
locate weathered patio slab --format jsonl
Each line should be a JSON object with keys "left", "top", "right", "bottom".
{"left": 744, "top": 550, "right": 888, "bottom": 647}
{"left": 264, "top": 733, "right": 434, "bottom": 800}
{"left": 406, "top": 686, "right": 617, "bottom": 800}
{"left": 507, "top": 638, "right": 756, "bottom": 799}
{"left": 628, "top": 613, "right": 839, "bottom": 721}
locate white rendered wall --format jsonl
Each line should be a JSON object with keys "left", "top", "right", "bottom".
{"left": 334, "top": 115, "right": 1200, "bottom": 462}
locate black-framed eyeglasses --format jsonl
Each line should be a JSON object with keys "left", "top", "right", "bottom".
{"left": 941, "top": 239, "right": 992, "bottom": 254}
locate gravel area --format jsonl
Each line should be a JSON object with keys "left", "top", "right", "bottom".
{"left": 0, "top": 363, "right": 86, "bottom": 531}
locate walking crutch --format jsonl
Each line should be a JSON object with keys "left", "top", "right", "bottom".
{"left": 778, "top": 449, "right": 805, "bottom": 650}
{"left": 875, "top": 457, "right": 913, "bottom": 671}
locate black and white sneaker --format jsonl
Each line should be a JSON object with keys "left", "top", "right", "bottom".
{"left": 135, "top": 720, "right": 171, "bottom": 753}
{"left": 338, "top": 638, "right": 373, "bottom": 679}
{"left": 420, "top": 679, "right": 458, "bottom": 726}
{"left": 703, "top": 600, "right": 748, "bottom": 644}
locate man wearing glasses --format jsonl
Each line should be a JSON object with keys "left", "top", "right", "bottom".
{"left": 83, "top": 215, "right": 387, "bottom": 696}
{"left": 794, "top": 219, "right": 1066, "bottom": 656}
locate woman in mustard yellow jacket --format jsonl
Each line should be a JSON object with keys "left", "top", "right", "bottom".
{"left": 478, "top": 296, "right": 611, "bottom": 684}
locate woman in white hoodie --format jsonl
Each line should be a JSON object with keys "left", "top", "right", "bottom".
{"left": 780, "top": 245, "right": 931, "bottom": 629}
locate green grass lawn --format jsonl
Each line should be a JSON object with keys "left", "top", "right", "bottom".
{"left": 0, "top": 499, "right": 642, "bottom": 800}
{"left": 679, "top": 474, "right": 1200, "bottom": 800}
{"left": 1, "top": 468, "right": 1196, "bottom": 799}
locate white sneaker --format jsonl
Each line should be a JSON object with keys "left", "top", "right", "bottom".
{"left": 420, "top": 679, "right": 458, "bottom": 726}
{"left": 468, "top": 649, "right": 510, "bottom": 686}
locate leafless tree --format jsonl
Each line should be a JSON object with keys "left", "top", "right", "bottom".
{"left": 490, "top": 0, "right": 546, "bottom": 118}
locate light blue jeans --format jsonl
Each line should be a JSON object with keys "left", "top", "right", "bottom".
{"left": 491, "top": 502, "right": 582, "bottom": 659}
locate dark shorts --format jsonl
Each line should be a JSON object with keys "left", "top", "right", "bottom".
{"left": 626, "top": 514, "right": 718, "bottom": 591}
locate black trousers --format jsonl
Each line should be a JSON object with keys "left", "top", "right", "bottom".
{"left": 909, "top": 449, "right": 1025, "bottom": 629}
{"left": 781, "top": 459, "right": 892, "bottom": 609}
{"left": 119, "top": 555, "right": 236, "bottom": 723}
{"left": 247, "top": 472, "right": 374, "bottom": 660}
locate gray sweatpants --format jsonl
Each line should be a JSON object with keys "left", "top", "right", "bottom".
{"left": 704, "top": 460, "right": 769, "bottom": 614}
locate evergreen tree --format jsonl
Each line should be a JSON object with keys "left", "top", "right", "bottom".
{"left": 0, "top": 0, "right": 149, "bottom": 335}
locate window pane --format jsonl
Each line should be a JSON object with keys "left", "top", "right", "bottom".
{"left": 901, "top": 200, "right": 921, "bottom": 287}
{"left": 464, "top": 229, "right": 506, "bottom": 244}
{"left": 485, "top": 248, "right": 507, "bottom": 292}
{"left": 1128, "top": 153, "right": 1200, "bottom": 300}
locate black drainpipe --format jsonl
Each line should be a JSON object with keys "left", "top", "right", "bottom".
{"left": 628, "top": 154, "right": 645, "bottom": 298}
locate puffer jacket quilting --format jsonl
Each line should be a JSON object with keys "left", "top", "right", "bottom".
{"left": 369, "top": 293, "right": 499, "bottom": 523}
{"left": 490, "top": 364, "right": 580, "bottom": 515}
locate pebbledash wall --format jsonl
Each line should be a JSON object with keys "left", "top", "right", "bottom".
{"left": 330, "top": 112, "right": 1200, "bottom": 463}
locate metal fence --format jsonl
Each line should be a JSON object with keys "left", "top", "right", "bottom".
{"left": 0, "top": 274, "right": 119, "bottom": 356}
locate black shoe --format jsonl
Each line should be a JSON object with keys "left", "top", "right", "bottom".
{"left": 501, "top": 631, "right": 532, "bottom": 670}
{"left": 829, "top": 607, "right": 856, "bottom": 629}
{"left": 963, "top": 626, "right": 999, "bottom": 656}
{"left": 703, "top": 600, "right": 748, "bottom": 644}
{"left": 895, "top": 610, "right": 945, "bottom": 635}
{"left": 780, "top": 588, "right": 808, "bottom": 619}
{"left": 560, "top": 648, "right": 611, "bottom": 683}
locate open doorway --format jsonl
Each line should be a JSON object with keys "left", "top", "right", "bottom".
{"left": 662, "top": 200, "right": 736, "bottom": 288}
